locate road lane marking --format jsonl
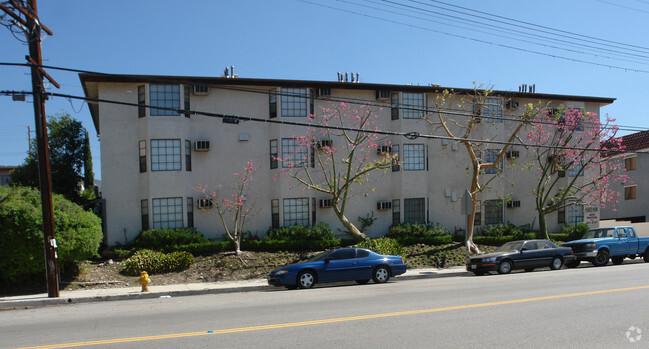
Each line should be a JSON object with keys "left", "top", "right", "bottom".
{"left": 17, "top": 284, "right": 649, "bottom": 349}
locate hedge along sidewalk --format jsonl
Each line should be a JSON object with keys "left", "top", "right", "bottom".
{"left": 0, "top": 267, "right": 468, "bottom": 309}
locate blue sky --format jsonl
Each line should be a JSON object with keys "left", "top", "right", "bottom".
{"left": 2, "top": 0, "right": 649, "bottom": 180}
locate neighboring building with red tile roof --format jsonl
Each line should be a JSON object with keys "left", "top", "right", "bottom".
{"left": 601, "top": 130, "right": 649, "bottom": 223}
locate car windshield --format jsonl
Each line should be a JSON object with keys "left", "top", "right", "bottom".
{"left": 494, "top": 241, "right": 523, "bottom": 253}
{"left": 305, "top": 251, "right": 332, "bottom": 262}
{"left": 582, "top": 229, "right": 614, "bottom": 239}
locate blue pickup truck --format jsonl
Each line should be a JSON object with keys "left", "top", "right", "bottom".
{"left": 562, "top": 226, "right": 649, "bottom": 267}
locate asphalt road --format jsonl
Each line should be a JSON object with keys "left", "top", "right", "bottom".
{"left": 2, "top": 262, "right": 648, "bottom": 349}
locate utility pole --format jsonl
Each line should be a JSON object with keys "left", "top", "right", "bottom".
{"left": 1, "top": 0, "right": 60, "bottom": 297}
{"left": 27, "top": 125, "right": 32, "bottom": 153}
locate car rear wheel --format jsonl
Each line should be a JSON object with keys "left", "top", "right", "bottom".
{"left": 297, "top": 271, "right": 316, "bottom": 289}
{"left": 611, "top": 256, "right": 624, "bottom": 265}
{"left": 644, "top": 249, "right": 649, "bottom": 263}
{"left": 356, "top": 279, "right": 370, "bottom": 284}
{"left": 593, "top": 250, "right": 610, "bottom": 267}
{"left": 372, "top": 265, "right": 391, "bottom": 283}
{"left": 497, "top": 260, "right": 512, "bottom": 274}
{"left": 550, "top": 256, "right": 563, "bottom": 270}
{"left": 565, "top": 260, "right": 580, "bottom": 268}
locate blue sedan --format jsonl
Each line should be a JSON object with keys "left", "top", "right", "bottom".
{"left": 268, "top": 247, "right": 407, "bottom": 289}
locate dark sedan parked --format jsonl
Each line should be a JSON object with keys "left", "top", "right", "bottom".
{"left": 268, "top": 247, "right": 407, "bottom": 289}
{"left": 467, "top": 240, "right": 576, "bottom": 275}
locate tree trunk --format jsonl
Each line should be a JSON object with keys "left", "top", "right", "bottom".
{"left": 538, "top": 210, "right": 549, "bottom": 240}
{"left": 233, "top": 237, "right": 242, "bottom": 256}
{"left": 334, "top": 207, "right": 368, "bottom": 241}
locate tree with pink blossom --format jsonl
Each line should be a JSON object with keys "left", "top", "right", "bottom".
{"left": 197, "top": 162, "right": 257, "bottom": 255}
{"left": 277, "top": 102, "right": 394, "bottom": 241}
{"left": 526, "top": 106, "right": 630, "bottom": 239}
{"left": 425, "top": 87, "right": 540, "bottom": 254}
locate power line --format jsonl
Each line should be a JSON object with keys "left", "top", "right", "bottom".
{"left": 1, "top": 89, "right": 636, "bottom": 155}
{"left": 2, "top": 61, "right": 647, "bottom": 133}
{"left": 299, "top": 0, "right": 649, "bottom": 73}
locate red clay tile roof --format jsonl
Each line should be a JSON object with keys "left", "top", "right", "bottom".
{"left": 618, "top": 131, "right": 649, "bottom": 151}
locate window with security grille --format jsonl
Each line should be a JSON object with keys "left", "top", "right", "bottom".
{"left": 281, "top": 88, "right": 309, "bottom": 117}
{"left": 567, "top": 204, "right": 584, "bottom": 224}
{"left": 270, "top": 139, "right": 278, "bottom": 169}
{"left": 484, "top": 149, "right": 501, "bottom": 174}
{"left": 138, "top": 85, "right": 146, "bottom": 117}
{"left": 271, "top": 199, "right": 280, "bottom": 229}
{"left": 404, "top": 198, "right": 425, "bottom": 223}
{"left": 186, "top": 197, "right": 194, "bottom": 228}
{"left": 141, "top": 199, "right": 149, "bottom": 231}
{"left": 282, "top": 138, "right": 307, "bottom": 168}
{"left": 185, "top": 140, "right": 191, "bottom": 171}
{"left": 150, "top": 84, "right": 180, "bottom": 116}
{"left": 475, "top": 97, "right": 503, "bottom": 123}
{"left": 484, "top": 200, "right": 503, "bottom": 225}
{"left": 392, "top": 199, "right": 400, "bottom": 225}
{"left": 567, "top": 161, "right": 584, "bottom": 177}
{"left": 402, "top": 93, "right": 425, "bottom": 119}
{"left": 283, "top": 198, "right": 309, "bottom": 226}
{"left": 151, "top": 139, "right": 181, "bottom": 171}
{"left": 139, "top": 140, "right": 147, "bottom": 173}
{"left": 152, "top": 197, "right": 183, "bottom": 229}
{"left": 403, "top": 144, "right": 425, "bottom": 171}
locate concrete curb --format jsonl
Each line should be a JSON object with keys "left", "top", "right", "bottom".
{"left": 0, "top": 267, "right": 468, "bottom": 310}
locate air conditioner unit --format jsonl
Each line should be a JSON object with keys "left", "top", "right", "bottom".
{"left": 506, "top": 200, "right": 521, "bottom": 208}
{"left": 197, "top": 198, "right": 213, "bottom": 209}
{"left": 193, "top": 85, "right": 209, "bottom": 95}
{"left": 506, "top": 101, "right": 519, "bottom": 109}
{"left": 506, "top": 150, "right": 520, "bottom": 159}
{"left": 316, "top": 139, "right": 333, "bottom": 149}
{"left": 376, "top": 201, "right": 392, "bottom": 210}
{"left": 377, "top": 145, "right": 392, "bottom": 154}
{"left": 319, "top": 199, "right": 333, "bottom": 208}
{"left": 316, "top": 87, "right": 332, "bottom": 96}
{"left": 194, "top": 140, "right": 210, "bottom": 151}
{"left": 376, "top": 90, "right": 391, "bottom": 101}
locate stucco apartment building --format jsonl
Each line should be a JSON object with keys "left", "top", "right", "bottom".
{"left": 601, "top": 130, "right": 649, "bottom": 223}
{"left": 80, "top": 74, "right": 614, "bottom": 247}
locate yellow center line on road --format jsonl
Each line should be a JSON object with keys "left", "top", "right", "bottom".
{"left": 18, "top": 284, "right": 649, "bottom": 349}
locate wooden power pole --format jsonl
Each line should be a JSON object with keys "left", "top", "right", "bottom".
{"left": 1, "top": 0, "right": 60, "bottom": 297}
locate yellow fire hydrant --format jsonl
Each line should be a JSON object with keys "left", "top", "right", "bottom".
{"left": 136, "top": 271, "right": 151, "bottom": 292}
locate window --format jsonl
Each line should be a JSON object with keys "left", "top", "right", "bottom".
{"left": 281, "top": 88, "right": 309, "bottom": 117}
{"left": 282, "top": 138, "right": 307, "bottom": 168}
{"left": 404, "top": 198, "right": 426, "bottom": 223}
{"left": 403, "top": 144, "right": 425, "bottom": 171}
{"left": 138, "top": 85, "right": 146, "bottom": 118}
{"left": 271, "top": 199, "right": 280, "bottom": 229}
{"left": 392, "top": 199, "right": 400, "bottom": 225}
{"left": 474, "top": 97, "right": 503, "bottom": 123}
{"left": 474, "top": 200, "right": 481, "bottom": 226}
{"left": 625, "top": 185, "right": 637, "bottom": 200}
{"left": 567, "top": 161, "right": 584, "bottom": 177}
{"left": 312, "top": 198, "right": 316, "bottom": 226}
{"left": 283, "top": 198, "right": 309, "bottom": 226}
{"left": 141, "top": 199, "right": 149, "bottom": 231}
{"left": 185, "top": 140, "right": 192, "bottom": 171}
{"left": 329, "top": 249, "right": 356, "bottom": 260}
{"left": 183, "top": 86, "right": 191, "bottom": 118}
{"left": 152, "top": 197, "right": 183, "bottom": 229}
{"left": 484, "top": 200, "right": 503, "bottom": 225}
{"left": 139, "top": 140, "right": 147, "bottom": 173}
{"left": 151, "top": 139, "right": 181, "bottom": 171}
{"left": 150, "top": 84, "right": 180, "bottom": 116}
{"left": 402, "top": 93, "right": 425, "bottom": 119}
{"left": 567, "top": 204, "right": 584, "bottom": 224}
{"left": 186, "top": 197, "right": 194, "bottom": 228}
{"left": 484, "top": 149, "right": 501, "bottom": 175}
{"left": 391, "top": 145, "right": 400, "bottom": 172}
{"left": 270, "top": 139, "right": 278, "bottom": 169}
{"left": 269, "top": 90, "right": 277, "bottom": 118}
{"left": 391, "top": 93, "right": 399, "bottom": 120}
{"left": 625, "top": 156, "right": 637, "bottom": 171}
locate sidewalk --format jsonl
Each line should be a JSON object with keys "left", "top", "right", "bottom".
{"left": 0, "top": 267, "right": 468, "bottom": 310}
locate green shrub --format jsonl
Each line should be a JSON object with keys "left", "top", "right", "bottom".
{"left": 0, "top": 186, "right": 102, "bottom": 285}
{"left": 120, "top": 249, "right": 195, "bottom": 276}
{"left": 548, "top": 233, "right": 569, "bottom": 242}
{"left": 132, "top": 228, "right": 207, "bottom": 250}
{"left": 265, "top": 223, "right": 335, "bottom": 241}
{"left": 387, "top": 223, "right": 450, "bottom": 245}
{"left": 473, "top": 233, "right": 537, "bottom": 246}
{"left": 478, "top": 223, "right": 523, "bottom": 237}
{"left": 355, "top": 237, "right": 404, "bottom": 256}
{"left": 562, "top": 223, "right": 590, "bottom": 241}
